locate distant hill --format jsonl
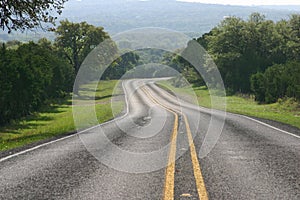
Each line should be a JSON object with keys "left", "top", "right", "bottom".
{"left": 1, "top": 0, "right": 300, "bottom": 42}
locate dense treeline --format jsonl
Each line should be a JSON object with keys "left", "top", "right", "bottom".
{"left": 251, "top": 62, "right": 300, "bottom": 103}
{"left": 162, "top": 51, "right": 205, "bottom": 87}
{"left": 103, "top": 52, "right": 140, "bottom": 80}
{"left": 195, "top": 13, "right": 300, "bottom": 103}
{"left": 0, "top": 20, "right": 90, "bottom": 125}
{"left": 0, "top": 21, "right": 110, "bottom": 125}
{"left": 0, "top": 20, "right": 143, "bottom": 125}
{"left": 2, "top": 13, "right": 299, "bottom": 126}
{"left": 0, "top": 40, "right": 74, "bottom": 124}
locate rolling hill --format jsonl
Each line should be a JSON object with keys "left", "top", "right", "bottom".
{"left": 1, "top": 0, "right": 300, "bottom": 41}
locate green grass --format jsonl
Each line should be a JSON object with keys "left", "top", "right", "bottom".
{"left": 157, "top": 80, "right": 300, "bottom": 129}
{"left": 0, "top": 80, "right": 124, "bottom": 151}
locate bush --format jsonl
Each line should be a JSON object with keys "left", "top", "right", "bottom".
{"left": 0, "top": 41, "right": 74, "bottom": 125}
{"left": 251, "top": 61, "right": 300, "bottom": 103}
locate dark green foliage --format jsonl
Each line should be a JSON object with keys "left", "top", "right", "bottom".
{"left": 135, "top": 49, "right": 166, "bottom": 64}
{"left": 250, "top": 72, "right": 265, "bottom": 102}
{"left": 103, "top": 52, "right": 140, "bottom": 80}
{"left": 193, "top": 13, "right": 300, "bottom": 103}
{"left": 0, "top": 0, "right": 67, "bottom": 33}
{"left": 103, "top": 49, "right": 179, "bottom": 80}
{"left": 55, "top": 20, "right": 110, "bottom": 74}
{"left": 251, "top": 62, "right": 300, "bottom": 103}
{"left": 55, "top": 20, "right": 110, "bottom": 94}
{"left": 201, "top": 13, "right": 276, "bottom": 93}
{"left": 286, "top": 15, "right": 300, "bottom": 62}
{"left": 162, "top": 50, "right": 205, "bottom": 88}
{"left": 0, "top": 40, "right": 74, "bottom": 125}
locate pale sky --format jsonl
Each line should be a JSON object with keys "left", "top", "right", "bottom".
{"left": 177, "top": 0, "right": 300, "bottom": 6}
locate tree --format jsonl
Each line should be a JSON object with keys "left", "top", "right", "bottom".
{"left": 55, "top": 20, "right": 110, "bottom": 74}
{"left": 103, "top": 52, "right": 140, "bottom": 80}
{"left": 205, "top": 16, "right": 245, "bottom": 92}
{"left": 0, "top": 40, "right": 74, "bottom": 124}
{"left": 249, "top": 12, "right": 265, "bottom": 24}
{"left": 37, "top": 38, "right": 74, "bottom": 97}
{"left": 250, "top": 72, "right": 265, "bottom": 102}
{"left": 197, "top": 13, "right": 291, "bottom": 93}
{"left": 0, "top": 0, "right": 67, "bottom": 33}
{"left": 250, "top": 62, "right": 300, "bottom": 103}
{"left": 286, "top": 15, "right": 300, "bottom": 61}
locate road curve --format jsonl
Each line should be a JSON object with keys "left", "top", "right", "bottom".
{"left": 0, "top": 79, "right": 299, "bottom": 200}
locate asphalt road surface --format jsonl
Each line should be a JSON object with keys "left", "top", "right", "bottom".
{"left": 0, "top": 79, "right": 299, "bottom": 200}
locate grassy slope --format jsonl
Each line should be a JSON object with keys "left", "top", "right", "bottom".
{"left": 0, "top": 80, "right": 124, "bottom": 151}
{"left": 157, "top": 80, "right": 300, "bottom": 129}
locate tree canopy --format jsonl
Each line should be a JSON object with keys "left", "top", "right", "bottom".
{"left": 55, "top": 20, "right": 110, "bottom": 74}
{"left": 0, "top": 0, "right": 67, "bottom": 33}
{"left": 0, "top": 40, "right": 74, "bottom": 124}
{"left": 195, "top": 13, "right": 300, "bottom": 98}
{"left": 165, "top": 13, "right": 300, "bottom": 103}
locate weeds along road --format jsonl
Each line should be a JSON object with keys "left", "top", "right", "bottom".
{"left": 0, "top": 79, "right": 300, "bottom": 199}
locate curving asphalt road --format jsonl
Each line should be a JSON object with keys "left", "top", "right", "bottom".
{"left": 0, "top": 79, "right": 299, "bottom": 200}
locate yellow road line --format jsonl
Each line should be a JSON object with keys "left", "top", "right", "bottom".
{"left": 183, "top": 114, "right": 209, "bottom": 200}
{"left": 142, "top": 86, "right": 208, "bottom": 200}
{"left": 163, "top": 113, "right": 178, "bottom": 200}
{"left": 141, "top": 87, "right": 178, "bottom": 200}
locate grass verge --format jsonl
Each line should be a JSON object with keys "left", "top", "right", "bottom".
{"left": 157, "top": 80, "right": 300, "bottom": 129}
{"left": 0, "top": 80, "right": 124, "bottom": 151}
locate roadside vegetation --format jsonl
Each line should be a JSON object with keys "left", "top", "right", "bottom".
{"left": 158, "top": 80, "right": 300, "bottom": 129}
{"left": 0, "top": 18, "right": 139, "bottom": 152}
{"left": 164, "top": 13, "right": 300, "bottom": 104}
{"left": 0, "top": 80, "right": 123, "bottom": 151}
{"left": 0, "top": 0, "right": 299, "bottom": 152}
{"left": 159, "top": 13, "right": 300, "bottom": 128}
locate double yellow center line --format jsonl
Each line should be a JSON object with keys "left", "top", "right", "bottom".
{"left": 141, "top": 87, "right": 208, "bottom": 200}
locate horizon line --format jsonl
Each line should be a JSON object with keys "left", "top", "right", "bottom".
{"left": 176, "top": 0, "right": 300, "bottom": 6}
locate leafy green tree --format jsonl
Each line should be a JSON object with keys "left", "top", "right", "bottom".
{"left": 251, "top": 62, "right": 300, "bottom": 103}
{"left": 0, "top": 40, "right": 74, "bottom": 124}
{"left": 103, "top": 52, "right": 140, "bottom": 80}
{"left": 55, "top": 20, "right": 110, "bottom": 95}
{"left": 280, "top": 62, "right": 300, "bottom": 100}
{"left": 55, "top": 20, "right": 110, "bottom": 74}
{"left": 205, "top": 16, "right": 245, "bottom": 92}
{"left": 250, "top": 72, "right": 265, "bottom": 102}
{"left": 286, "top": 15, "right": 300, "bottom": 61}
{"left": 162, "top": 54, "right": 204, "bottom": 87}
{"left": 195, "top": 13, "right": 300, "bottom": 94}
{"left": 0, "top": 0, "right": 67, "bottom": 33}
{"left": 0, "top": 42, "right": 53, "bottom": 121}
{"left": 37, "top": 38, "right": 74, "bottom": 97}
{"left": 0, "top": 45, "right": 16, "bottom": 123}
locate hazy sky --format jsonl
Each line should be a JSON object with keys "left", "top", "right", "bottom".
{"left": 177, "top": 0, "right": 300, "bottom": 6}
